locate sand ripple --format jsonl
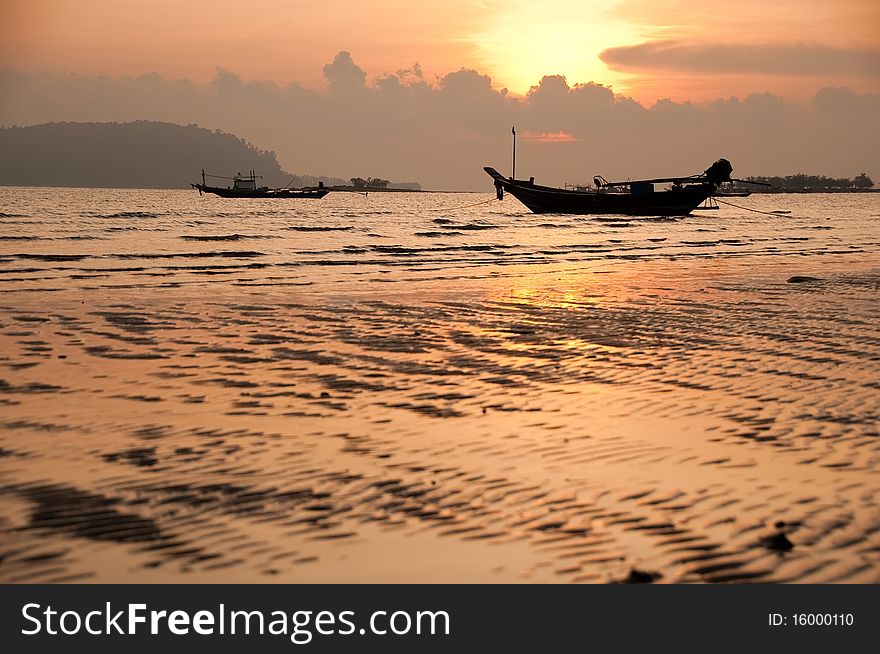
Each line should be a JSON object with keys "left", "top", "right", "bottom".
{"left": 0, "top": 188, "right": 878, "bottom": 582}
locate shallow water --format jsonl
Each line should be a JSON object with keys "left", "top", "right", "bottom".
{"left": 1, "top": 187, "right": 878, "bottom": 582}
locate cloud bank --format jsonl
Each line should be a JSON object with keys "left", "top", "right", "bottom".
{"left": 1, "top": 52, "right": 877, "bottom": 189}
{"left": 600, "top": 41, "right": 880, "bottom": 77}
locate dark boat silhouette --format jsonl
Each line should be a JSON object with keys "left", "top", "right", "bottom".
{"left": 484, "top": 159, "right": 737, "bottom": 216}
{"left": 192, "top": 170, "right": 329, "bottom": 199}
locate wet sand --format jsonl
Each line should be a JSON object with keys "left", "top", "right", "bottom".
{"left": 1, "top": 188, "right": 879, "bottom": 582}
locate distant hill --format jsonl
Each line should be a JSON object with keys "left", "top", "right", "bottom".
{"left": 0, "top": 121, "right": 347, "bottom": 189}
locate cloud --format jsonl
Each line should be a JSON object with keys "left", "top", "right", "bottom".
{"left": 520, "top": 131, "right": 578, "bottom": 143}
{"left": 1, "top": 51, "right": 878, "bottom": 189}
{"left": 323, "top": 51, "right": 367, "bottom": 88}
{"left": 600, "top": 41, "right": 880, "bottom": 77}
{"left": 396, "top": 63, "right": 424, "bottom": 83}
{"left": 439, "top": 68, "right": 497, "bottom": 96}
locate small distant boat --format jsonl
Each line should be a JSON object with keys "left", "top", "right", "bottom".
{"left": 714, "top": 182, "right": 751, "bottom": 197}
{"left": 192, "top": 170, "right": 329, "bottom": 199}
{"left": 485, "top": 159, "right": 736, "bottom": 216}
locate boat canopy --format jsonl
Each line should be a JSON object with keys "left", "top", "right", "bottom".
{"left": 233, "top": 177, "right": 256, "bottom": 190}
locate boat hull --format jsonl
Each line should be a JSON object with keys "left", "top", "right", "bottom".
{"left": 484, "top": 167, "right": 714, "bottom": 216}
{"left": 192, "top": 184, "right": 329, "bottom": 199}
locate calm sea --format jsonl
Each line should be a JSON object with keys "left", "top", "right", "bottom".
{"left": 1, "top": 189, "right": 878, "bottom": 288}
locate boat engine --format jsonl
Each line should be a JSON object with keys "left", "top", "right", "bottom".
{"left": 704, "top": 159, "right": 733, "bottom": 186}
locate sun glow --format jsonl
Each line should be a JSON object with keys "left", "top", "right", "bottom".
{"left": 470, "top": 1, "right": 643, "bottom": 95}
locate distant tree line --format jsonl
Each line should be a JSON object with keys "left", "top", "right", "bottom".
{"left": 350, "top": 177, "right": 390, "bottom": 189}
{"left": 735, "top": 173, "right": 874, "bottom": 193}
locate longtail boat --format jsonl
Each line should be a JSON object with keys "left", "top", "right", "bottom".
{"left": 483, "top": 127, "right": 773, "bottom": 215}
{"left": 484, "top": 159, "right": 736, "bottom": 216}
{"left": 192, "top": 170, "right": 329, "bottom": 199}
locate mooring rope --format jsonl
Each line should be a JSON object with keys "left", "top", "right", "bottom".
{"left": 714, "top": 197, "right": 792, "bottom": 216}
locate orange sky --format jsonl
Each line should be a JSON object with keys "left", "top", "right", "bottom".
{"left": 2, "top": 0, "right": 878, "bottom": 103}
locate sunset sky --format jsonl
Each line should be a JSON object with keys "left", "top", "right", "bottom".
{"left": 2, "top": 0, "right": 878, "bottom": 188}
{"left": 3, "top": 0, "right": 878, "bottom": 102}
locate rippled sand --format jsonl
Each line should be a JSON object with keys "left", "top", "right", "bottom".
{"left": 1, "top": 188, "right": 879, "bottom": 582}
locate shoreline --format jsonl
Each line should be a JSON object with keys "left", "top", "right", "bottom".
{"left": 0, "top": 183, "right": 476, "bottom": 193}
{"left": 1, "top": 183, "right": 878, "bottom": 195}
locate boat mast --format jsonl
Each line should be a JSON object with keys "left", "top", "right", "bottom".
{"left": 511, "top": 126, "right": 516, "bottom": 181}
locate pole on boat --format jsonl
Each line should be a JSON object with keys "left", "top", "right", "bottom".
{"left": 201, "top": 169, "right": 206, "bottom": 186}
{"left": 511, "top": 126, "right": 516, "bottom": 181}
